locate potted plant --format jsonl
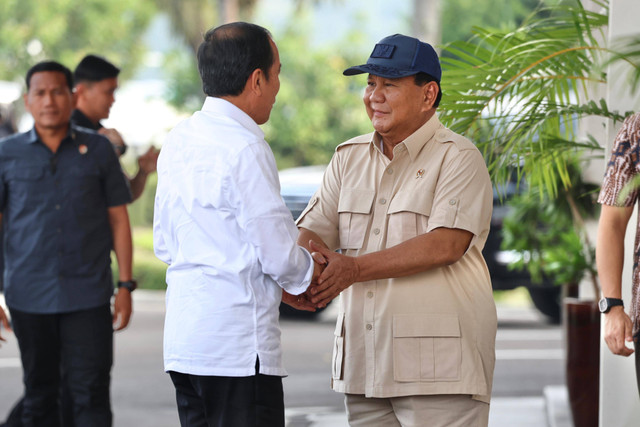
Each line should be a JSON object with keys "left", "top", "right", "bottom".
{"left": 436, "top": 1, "right": 638, "bottom": 425}
{"left": 500, "top": 161, "right": 600, "bottom": 426}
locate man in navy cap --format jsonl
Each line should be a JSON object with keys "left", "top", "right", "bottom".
{"left": 296, "top": 34, "right": 497, "bottom": 426}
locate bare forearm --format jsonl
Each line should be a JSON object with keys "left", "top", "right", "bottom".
{"left": 297, "top": 227, "right": 329, "bottom": 251}
{"left": 596, "top": 206, "right": 632, "bottom": 298}
{"left": 355, "top": 227, "right": 472, "bottom": 282}
{"left": 109, "top": 205, "right": 133, "bottom": 281}
{"left": 128, "top": 171, "right": 148, "bottom": 202}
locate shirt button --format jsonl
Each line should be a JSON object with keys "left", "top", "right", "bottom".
{"left": 449, "top": 199, "right": 457, "bottom": 205}
{"left": 55, "top": 204, "right": 61, "bottom": 210}
{"left": 379, "top": 198, "right": 386, "bottom": 205}
{"left": 57, "top": 228, "right": 62, "bottom": 233}
{"left": 387, "top": 168, "right": 393, "bottom": 175}
{"left": 367, "top": 291, "right": 374, "bottom": 298}
{"left": 373, "top": 228, "right": 380, "bottom": 235}
{"left": 366, "top": 324, "right": 373, "bottom": 331}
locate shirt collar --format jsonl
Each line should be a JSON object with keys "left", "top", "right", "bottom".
{"left": 401, "top": 113, "right": 443, "bottom": 161}
{"left": 71, "top": 109, "right": 101, "bottom": 130}
{"left": 25, "top": 126, "right": 78, "bottom": 147}
{"left": 371, "top": 113, "right": 443, "bottom": 162}
{"left": 202, "top": 97, "right": 265, "bottom": 140}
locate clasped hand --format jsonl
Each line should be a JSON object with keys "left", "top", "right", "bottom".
{"left": 282, "top": 240, "right": 360, "bottom": 312}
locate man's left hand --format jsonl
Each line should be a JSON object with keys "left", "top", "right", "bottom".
{"left": 282, "top": 290, "right": 317, "bottom": 312}
{"left": 307, "top": 240, "right": 360, "bottom": 306}
{"left": 138, "top": 146, "right": 159, "bottom": 175}
{"left": 113, "top": 288, "right": 133, "bottom": 331}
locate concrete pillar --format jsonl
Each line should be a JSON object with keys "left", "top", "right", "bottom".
{"left": 599, "top": 1, "right": 640, "bottom": 426}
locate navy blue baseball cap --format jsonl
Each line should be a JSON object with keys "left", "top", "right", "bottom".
{"left": 343, "top": 34, "right": 441, "bottom": 82}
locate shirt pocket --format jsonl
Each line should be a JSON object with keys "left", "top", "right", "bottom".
{"left": 393, "top": 313, "right": 461, "bottom": 382}
{"left": 338, "top": 188, "right": 375, "bottom": 250}
{"left": 332, "top": 312, "right": 346, "bottom": 380}
{"left": 386, "top": 190, "right": 433, "bottom": 248}
{"left": 6, "top": 166, "right": 47, "bottom": 205}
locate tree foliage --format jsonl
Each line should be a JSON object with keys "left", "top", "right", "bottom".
{"left": 264, "top": 19, "right": 372, "bottom": 168}
{"left": 0, "top": 0, "right": 156, "bottom": 82}
{"left": 441, "top": 0, "right": 558, "bottom": 45}
{"left": 162, "top": 6, "right": 373, "bottom": 168}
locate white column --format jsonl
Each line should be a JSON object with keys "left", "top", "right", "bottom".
{"left": 600, "top": 1, "right": 640, "bottom": 426}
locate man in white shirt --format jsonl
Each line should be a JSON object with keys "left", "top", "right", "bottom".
{"left": 153, "top": 22, "right": 321, "bottom": 427}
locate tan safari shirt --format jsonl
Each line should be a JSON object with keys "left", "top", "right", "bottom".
{"left": 297, "top": 114, "right": 497, "bottom": 403}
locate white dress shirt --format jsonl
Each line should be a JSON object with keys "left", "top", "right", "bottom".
{"left": 153, "top": 97, "right": 313, "bottom": 377}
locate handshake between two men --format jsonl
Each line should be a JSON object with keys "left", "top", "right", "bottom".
{"left": 283, "top": 238, "right": 360, "bottom": 313}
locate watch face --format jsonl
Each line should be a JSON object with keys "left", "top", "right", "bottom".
{"left": 599, "top": 298, "right": 607, "bottom": 312}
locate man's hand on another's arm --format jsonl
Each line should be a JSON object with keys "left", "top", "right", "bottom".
{"left": 281, "top": 258, "right": 327, "bottom": 312}
{"left": 307, "top": 241, "right": 360, "bottom": 307}
{"left": 98, "top": 128, "right": 126, "bottom": 155}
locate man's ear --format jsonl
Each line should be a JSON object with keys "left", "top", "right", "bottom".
{"left": 247, "top": 68, "right": 264, "bottom": 96}
{"left": 423, "top": 81, "right": 438, "bottom": 109}
{"left": 76, "top": 82, "right": 87, "bottom": 95}
{"left": 71, "top": 90, "right": 78, "bottom": 109}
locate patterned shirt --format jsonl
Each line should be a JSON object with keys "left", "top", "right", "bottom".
{"left": 598, "top": 112, "right": 640, "bottom": 332}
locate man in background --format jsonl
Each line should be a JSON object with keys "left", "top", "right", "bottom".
{"left": 0, "top": 61, "right": 134, "bottom": 427}
{"left": 73, "top": 54, "right": 158, "bottom": 201}
{"left": 596, "top": 112, "right": 640, "bottom": 394}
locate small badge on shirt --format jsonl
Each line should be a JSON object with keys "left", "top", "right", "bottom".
{"left": 415, "top": 169, "right": 425, "bottom": 179}
{"left": 78, "top": 144, "right": 88, "bottom": 155}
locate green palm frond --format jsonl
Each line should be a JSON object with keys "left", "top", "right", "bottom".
{"left": 438, "top": 0, "right": 629, "bottom": 196}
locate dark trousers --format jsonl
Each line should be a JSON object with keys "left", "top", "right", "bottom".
{"left": 5, "top": 305, "right": 113, "bottom": 427}
{"left": 168, "top": 359, "right": 285, "bottom": 427}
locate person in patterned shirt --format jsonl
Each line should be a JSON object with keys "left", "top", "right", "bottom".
{"left": 597, "top": 112, "right": 640, "bottom": 393}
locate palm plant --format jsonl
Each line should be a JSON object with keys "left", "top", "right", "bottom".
{"left": 437, "top": 0, "right": 639, "bottom": 296}
{"left": 439, "top": 0, "right": 634, "bottom": 195}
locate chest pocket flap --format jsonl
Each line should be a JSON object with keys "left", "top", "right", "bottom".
{"left": 8, "top": 166, "right": 45, "bottom": 181}
{"left": 386, "top": 190, "right": 433, "bottom": 247}
{"left": 338, "top": 188, "right": 375, "bottom": 214}
{"left": 388, "top": 190, "right": 433, "bottom": 216}
{"left": 337, "top": 188, "right": 375, "bottom": 250}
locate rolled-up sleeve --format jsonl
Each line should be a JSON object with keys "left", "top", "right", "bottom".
{"left": 427, "top": 147, "right": 493, "bottom": 239}
{"left": 296, "top": 152, "right": 342, "bottom": 251}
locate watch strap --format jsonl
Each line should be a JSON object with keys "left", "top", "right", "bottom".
{"left": 117, "top": 280, "right": 137, "bottom": 292}
{"left": 599, "top": 297, "right": 623, "bottom": 313}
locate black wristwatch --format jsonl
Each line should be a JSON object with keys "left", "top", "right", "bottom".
{"left": 117, "top": 280, "right": 137, "bottom": 292}
{"left": 598, "top": 297, "right": 624, "bottom": 313}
